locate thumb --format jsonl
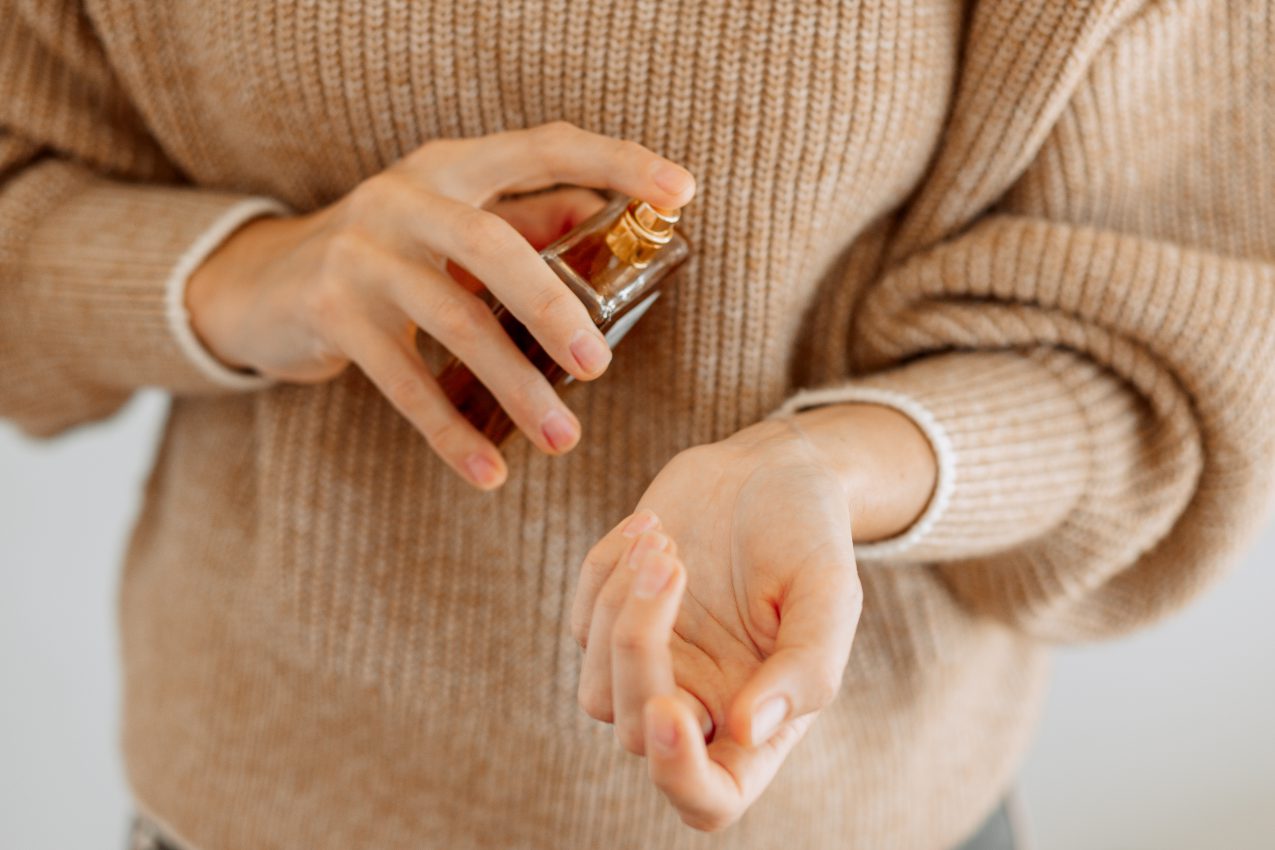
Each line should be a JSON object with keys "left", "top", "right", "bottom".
{"left": 727, "top": 560, "right": 862, "bottom": 747}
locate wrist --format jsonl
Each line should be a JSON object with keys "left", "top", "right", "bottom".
{"left": 788, "top": 403, "right": 938, "bottom": 543}
{"left": 185, "top": 213, "right": 301, "bottom": 372}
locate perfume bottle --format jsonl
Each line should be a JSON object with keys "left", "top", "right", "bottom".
{"left": 437, "top": 195, "right": 690, "bottom": 445}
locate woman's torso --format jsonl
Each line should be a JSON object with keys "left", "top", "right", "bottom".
{"left": 108, "top": 3, "right": 1046, "bottom": 848}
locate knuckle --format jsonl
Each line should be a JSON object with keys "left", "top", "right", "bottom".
{"left": 846, "top": 578, "right": 865, "bottom": 614}
{"left": 569, "top": 559, "right": 612, "bottom": 647}
{"left": 577, "top": 681, "right": 613, "bottom": 723}
{"left": 535, "top": 120, "right": 576, "bottom": 145}
{"left": 454, "top": 209, "right": 514, "bottom": 258}
{"left": 596, "top": 588, "right": 627, "bottom": 621}
{"left": 305, "top": 274, "right": 352, "bottom": 329}
{"left": 384, "top": 370, "right": 429, "bottom": 414}
{"left": 323, "top": 227, "right": 370, "bottom": 272}
{"left": 591, "top": 591, "right": 624, "bottom": 624}
{"left": 615, "top": 721, "right": 646, "bottom": 756}
{"left": 405, "top": 137, "right": 462, "bottom": 177}
{"left": 611, "top": 620, "right": 658, "bottom": 655}
{"left": 810, "top": 667, "right": 844, "bottom": 708}
{"left": 529, "top": 284, "right": 574, "bottom": 327}
{"left": 570, "top": 617, "right": 588, "bottom": 649}
{"left": 502, "top": 370, "right": 547, "bottom": 417}
{"left": 770, "top": 720, "right": 803, "bottom": 749}
{"left": 614, "top": 139, "right": 650, "bottom": 169}
{"left": 431, "top": 293, "right": 489, "bottom": 345}
{"left": 421, "top": 417, "right": 465, "bottom": 455}
{"left": 580, "top": 546, "right": 612, "bottom": 579}
{"left": 345, "top": 175, "right": 397, "bottom": 219}
{"left": 526, "top": 122, "right": 577, "bottom": 182}
{"left": 577, "top": 555, "right": 611, "bottom": 591}
{"left": 410, "top": 137, "right": 444, "bottom": 164}
{"left": 681, "top": 808, "right": 735, "bottom": 833}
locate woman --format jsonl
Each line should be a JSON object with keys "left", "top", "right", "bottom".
{"left": 3, "top": 1, "right": 1272, "bottom": 848}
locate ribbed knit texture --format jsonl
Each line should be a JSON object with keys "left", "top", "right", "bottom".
{"left": 3, "top": 2, "right": 1273, "bottom": 849}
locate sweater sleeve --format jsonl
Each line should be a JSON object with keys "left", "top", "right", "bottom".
{"left": 0, "top": 1, "right": 285, "bottom": 437}
{"left": 775, "top": 1, "right": 1275, "bottom": 642}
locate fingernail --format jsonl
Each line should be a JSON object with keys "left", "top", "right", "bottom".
{"left": 541, "top": 409, "right": 579, "bottom": 452}
{"left": 570, "top": 329, "right": 612, "bottom": 376}
{"left": 649, "top": 709, "right": 680, "bottom": 754}
{"left": 633, "top": 551, "right": 674, "bottom": 598}
{"left": 751, "top": 696, "right": 790, "bottom": 744}
{"left": 464, "top": 454, "right": 502, "bottom": 488}
{"left": 626, "top": 531, "right": 668, "bottom": 569}
{"left": 653, "top": 162, "right": 694, "bottom": 197}
{"left": 622, "top": 510, "right": 659, "bottom": 537}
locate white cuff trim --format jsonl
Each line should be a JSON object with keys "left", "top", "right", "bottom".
{"left": 770, "top": 385, "right": 957, "bottom": 562}
{"left": 163, "top": 197, "right": 290, "bottom": 391}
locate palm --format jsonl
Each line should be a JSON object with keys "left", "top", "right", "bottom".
{"left": 633, "top": 438, "right": 853, "bottom": 738}
{"left": 571, "top": 418, "right": 862, "bottom": 830}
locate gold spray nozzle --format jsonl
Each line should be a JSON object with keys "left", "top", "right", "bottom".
{"left": 606, "top": 199, "right": 681, "bottom": 267}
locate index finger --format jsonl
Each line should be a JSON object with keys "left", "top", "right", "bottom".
{"left": 425, "top": 121, "right": 696, "bottom": 210}
{"left": 570, "top": 510, "right": 661, "bottom": 647}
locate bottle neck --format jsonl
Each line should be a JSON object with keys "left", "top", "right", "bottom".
{"left": 605, "top": 199, "right": 680, "bottom": 269}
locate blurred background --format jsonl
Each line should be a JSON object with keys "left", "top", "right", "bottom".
{"left": 2, "top": 391, "right": 1273, "bottom": 849}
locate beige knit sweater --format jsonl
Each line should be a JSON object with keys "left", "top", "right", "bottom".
{"left": 3, "top": 1, "right": 1273, "bottom": 848}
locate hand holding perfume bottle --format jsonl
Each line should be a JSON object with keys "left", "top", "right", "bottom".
{"left": 570, "top": 416, "right": 862, "bottom": 832}
{"left": 439, "top": 195, "right": 691, "bottom": 445}
{"left": 183, "top": 122, "right": 695, "bottom": 489}
{"left": 570, "top": 402, "right": 937, "bottom": 830}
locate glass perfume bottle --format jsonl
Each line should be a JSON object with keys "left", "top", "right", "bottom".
{"left": 437, "top": 195, "right": 690, "bottom": 445}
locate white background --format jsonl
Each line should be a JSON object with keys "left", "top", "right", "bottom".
{"left": 2, "top": 392, "right": 1273, "bottom": 849}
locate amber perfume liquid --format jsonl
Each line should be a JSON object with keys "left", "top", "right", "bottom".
{"left": 437, "top": 195, "right": 690, "bottom": 445}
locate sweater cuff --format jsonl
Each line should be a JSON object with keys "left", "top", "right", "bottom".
{"left": 162, "top": 197, "right": 288, "bottom": 390}
{"left": 24, "top": 177, "right": 288, "bottom": 395}
{"left": 773, "top": 351, "right": 1092, "bottom": 564}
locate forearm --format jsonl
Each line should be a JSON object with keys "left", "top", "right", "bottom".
{"left": 0, "top": 159, "right": 284, "bottom": 435}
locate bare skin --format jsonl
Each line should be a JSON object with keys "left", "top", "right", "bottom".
{"left": 186, "top": 121, "right": 696, "bottom": 489}
{"left": 572, "top": 404, "right": 937, "bottom": 831}
{"left": 187, "top": 120, "right": 937, "bottom": 832}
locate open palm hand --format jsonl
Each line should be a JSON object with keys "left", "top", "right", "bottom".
{"left": 570, "top": 419, "right": 863, "bottom": 831}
